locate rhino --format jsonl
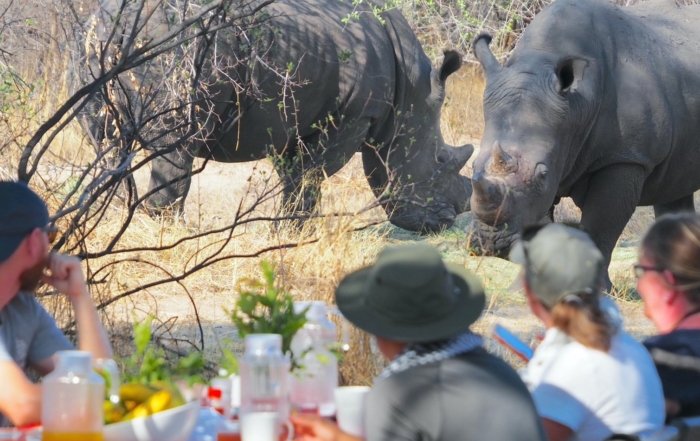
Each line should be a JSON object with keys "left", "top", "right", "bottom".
{"left": 470, "top": 0, "right": 700, "bottom": 280}
{"left": 78, "top": 0, "right": 473, "bottom": 232}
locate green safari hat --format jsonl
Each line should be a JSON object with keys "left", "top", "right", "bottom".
{"left": 335, "top": 243, "right": 485, "bottom": 342}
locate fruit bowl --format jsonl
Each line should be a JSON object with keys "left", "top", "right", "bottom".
{"left": 103, "top": 401, "right": 200, "bottom": 441}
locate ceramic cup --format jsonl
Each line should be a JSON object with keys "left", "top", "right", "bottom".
{"left": 334, "top": 386, "right": 371, "bottom": 438}
{"left": 240, "top": 412, "right": 292, "bottom": 441}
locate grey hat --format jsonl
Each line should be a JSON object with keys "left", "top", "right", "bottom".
{"left": 509, "top": 223, "right": 604, "bottom": 307}
{"left": 335, "top": 243, "right": 485, "bottom": 342}
{"left": 0, "top": 181, "right": 50, "bottom": 263}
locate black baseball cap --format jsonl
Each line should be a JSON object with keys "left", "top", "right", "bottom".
{"left": 0, "top": 181, "right": 50, "bottom": 262}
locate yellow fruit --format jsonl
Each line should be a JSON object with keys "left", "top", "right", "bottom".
{"left": 104, "top": 400, "right": 127, "bottom": 424}
{"left": 119, "top": 383, "right": 158, "bottom": 404}
{"left": 122, "top": 390, "right": 172, "bottom": 421}
{"left": 124, "top": 400, "right": 138, "bottom": 411}
{"left": 151, "top": 380, "right": 186, "bottom": 409}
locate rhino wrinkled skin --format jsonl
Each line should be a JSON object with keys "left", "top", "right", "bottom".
{"left": 79, "top": 0, "right": 473, "bottom": 233}
{"left": 470, "top": 0, "right": 700, "bottom": 282}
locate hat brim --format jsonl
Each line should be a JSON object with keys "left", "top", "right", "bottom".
{"left": 0, "top": 235, "right": 25, "bottom": 263}
{"left": 508, "top": 240, "right": 527, "bottom": 294}
{"left": 336, "top": 262, "right": 485, "bottom": 343}
{"left": 509, "top": 240, "right": 526, "bottom": 265}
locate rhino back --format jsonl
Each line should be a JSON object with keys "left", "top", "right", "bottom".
{"left": 368, "top": 7, "right": 436, "bottom": 146}
{"left": 210, "top": 0, "right": 398, "bottom": 162}
{"left": 627, "top": 0, "right": 700, "bottom": 203}
{"left": 87, "top": 0, "right": 398, "bottom": 162}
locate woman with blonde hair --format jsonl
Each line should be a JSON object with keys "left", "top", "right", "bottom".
{"left": 510, "top": 223, "right": 664, "bottom": 441}
{"left": 638, "top": 212, "right": 700, "bottom": 419}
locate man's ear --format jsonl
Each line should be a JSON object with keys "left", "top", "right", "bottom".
{"left": 24, "top": 229, "right": 45, "bottom": 260}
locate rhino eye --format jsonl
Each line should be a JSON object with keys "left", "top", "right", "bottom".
{"left": 535, "top": 163, "right": 548, "bottom": 180}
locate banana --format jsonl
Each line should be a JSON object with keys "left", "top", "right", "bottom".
{"left": 119, "top": 383, "right": 158, "bottom": 404}
{"left": 122, "top": 390, "right": 172, "bottom": 421}
{"left": 123, "top": 400, "right": 138, "bottom": 412}
{"left": 151, "top": 380, "right": 186, "bottom": 409}
{"left": 104, "top": 400, "right": 127, "bottom": 424}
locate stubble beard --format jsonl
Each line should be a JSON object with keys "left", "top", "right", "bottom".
{"left": 19, "top": 255, "right": 47, "bottom": 292}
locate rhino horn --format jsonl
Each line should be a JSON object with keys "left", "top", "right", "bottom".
{"left": 487, "top": 141, "right": 518, "bottom": 175}
{"left": 472, "top": 173, "right": 504, "bottom": 205}
{"left": 472, "top": 34, "right": 501, "bottom": 78}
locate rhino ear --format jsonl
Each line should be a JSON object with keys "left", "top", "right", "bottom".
{"left": 556, "top": 58, "right": 588, "bottom": 95}
{"left": 439, "top": 50, "right": 462, "bottom": 83}
{"left": 472, "top": 34, "right": 500, "bottom": 78}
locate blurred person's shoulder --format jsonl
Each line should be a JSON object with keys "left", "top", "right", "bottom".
{"left": 373, "top": 347, "right": 533, "bottom": 398}
{"left": 645, "top": 329, "right": 700, "bottom": 357}
{"left": 368, "top": 348, "right": 546, "bottom": 441}
{"left": 2, "top": 292, "right": 44, "bottom": 319}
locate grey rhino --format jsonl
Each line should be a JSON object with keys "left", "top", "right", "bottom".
{"left": 470, "top": 0, "right": 700, "bottom": 280}
{"left": 80, "top": 0, "right": 473, "bottom": 232}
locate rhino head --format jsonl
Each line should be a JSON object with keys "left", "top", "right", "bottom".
{"left": 469, "top": 33, "right": 601, "bottom": 254}
{"left": 364, "top": 49, "right": 474, "bottom": 233}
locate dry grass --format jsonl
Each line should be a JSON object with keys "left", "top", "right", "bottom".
{"left": 441, "top": 65, "right": 486, "bottom": 145}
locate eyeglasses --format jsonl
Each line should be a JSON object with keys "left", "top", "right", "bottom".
{"left": 41, "top": 225, "right": 59, "bottom": 244}
{"left": 632, "top": 263, "right": 664, "bottom": 279}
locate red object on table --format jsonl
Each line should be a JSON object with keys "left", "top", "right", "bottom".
{"left": 208, "top": 386, "right": 227, "bottom": 415}
{"left": 18, "top": 424, "right": 41, "bottom": 430}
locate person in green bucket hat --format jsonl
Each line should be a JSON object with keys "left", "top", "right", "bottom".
{"left": 292, "top": 243, "right": 546, "bottom": 441}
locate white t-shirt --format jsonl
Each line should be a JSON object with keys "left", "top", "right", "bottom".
{"left": 520, "top": 327, "right": 664, "bottom": 441}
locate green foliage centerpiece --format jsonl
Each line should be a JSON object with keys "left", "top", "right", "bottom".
{"left": 230, "top": 261, "right": 308, "bottom": 359}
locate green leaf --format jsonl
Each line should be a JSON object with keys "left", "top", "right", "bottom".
{"left": 220, "top": 346, "right": 239, "bottom": 375}
{"left": 237, "top": 294, "right": 257, "bottom": 314}
{"left": 229, "top": 261, "right": 307, "bottom": 361}
{"left": 133, "top": 318, "right": 153, "bottom": 357}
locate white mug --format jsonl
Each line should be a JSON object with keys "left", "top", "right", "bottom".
{"left": 334, "top": 386, "right": 371, "bottom": 438}
{"left": 241, "top": 412, "right": 293, "bottom": 441}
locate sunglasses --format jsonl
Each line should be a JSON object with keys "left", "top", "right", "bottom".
{"left": 41, "top": 225, "right": 59, "bottom": 244}
{"left": 632, "top": 263, "right": 664, "bottom": 279}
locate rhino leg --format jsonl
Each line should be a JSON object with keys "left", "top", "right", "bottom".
{"left": 578, "top": 164, "right": 646, "bottom": 290}
{"left": 146, "top": 148, "right": 195, "bottom": 215}
{"left": 653, "top": 194, "right": 695, "bottom": 218}
{"left": 273, "top": 120, "right": 371, "bottom": 220}
{"left": 274, "top": 149, "right": 327, "bottom": 216}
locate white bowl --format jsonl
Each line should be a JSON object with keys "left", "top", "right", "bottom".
{"left": 104, "top": 401, "right": 200, "bottom": 441}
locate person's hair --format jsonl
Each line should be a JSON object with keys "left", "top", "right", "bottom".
{"left": 549, "top": 291, "right": 613, "bottom": 352}
{"left": 641, "top": 213, "right": 700, "bottom": 305}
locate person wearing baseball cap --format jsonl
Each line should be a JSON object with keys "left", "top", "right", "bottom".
{"left": 292, "top": 243, "right": 546, "bottom": 441}
{"left": 510, "top": 223, "right": 664, "bottom": 441}
{"left": 0, "top": 181, "right": 113, "bottom": 427}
